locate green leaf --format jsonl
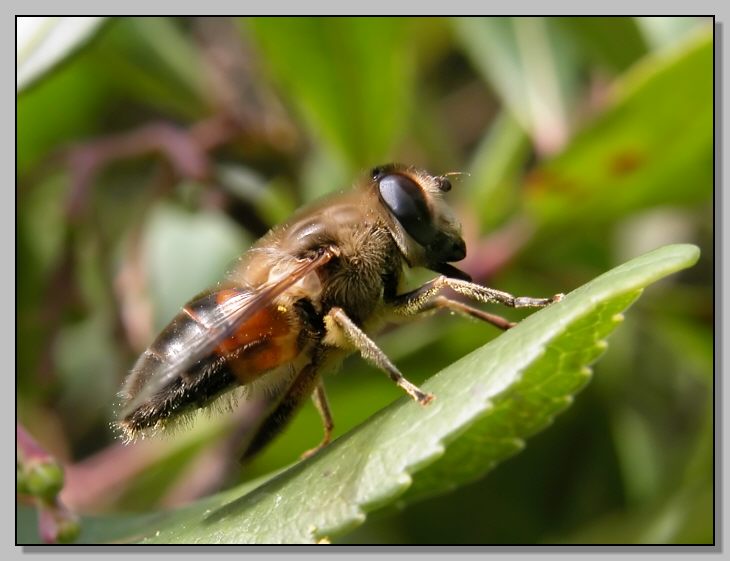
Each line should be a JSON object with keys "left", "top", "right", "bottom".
{"left": 22, "top": 244, "right": 698, "bottom": 544}
{"left": 557, "top": 17, "right": 648, "bottom": 72}
{"left": 524, "top": 30, "right": 712, "bottom": 225}
{"left": 82, "top": 18, "right": 207, "bottom": 120}
{"left": 462, "top": 111, "right": 530, "bottom": 227}
{"left": 244, "top": 17, "right": 414, "bottom": 170}
{"left": 17, "top": 47, "right": 111, "bottom": 176}
{"left": 453, "top": 17, "right": 581, "bottom": 154}
{"left": 17, "top": 16, "right": 107, "bottom": 92}
{"left": 635, "top": 16, "right": 707, "bottom": 50}
{"left": 120, "top": 18, "right": 207, "bottom": 107}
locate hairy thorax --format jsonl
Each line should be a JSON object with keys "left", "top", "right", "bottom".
{"left": 231, "top": 196, "right": 406, "bottom": 330}
{"left": 318, "top": 223, "right": 402, "bottom": 325}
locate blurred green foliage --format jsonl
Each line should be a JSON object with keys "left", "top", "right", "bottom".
{"left": 17, "top": 16, "right": 713, "bottom": 544}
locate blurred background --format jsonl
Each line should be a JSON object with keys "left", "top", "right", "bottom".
{"left": 17, "top": 17, "right": 713, "bottom": 544}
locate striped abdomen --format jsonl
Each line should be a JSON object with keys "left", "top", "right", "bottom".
{"left": 117, "top": 287, "right": 302, "bottom": 440}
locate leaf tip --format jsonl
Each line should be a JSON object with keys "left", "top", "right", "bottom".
{"left": 684, "top": 243, "right": 702, "bottom": 265}
{"left": 659, "top": 243, "right": 702, "bottom": 268}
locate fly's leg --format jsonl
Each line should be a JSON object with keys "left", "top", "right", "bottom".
{"left": 239, "top": 362, "right": 321, "bottom": 463}
{"left": 391, "top": 276, "right": 563, "bottom": 319}
{"left": 418, "top": 295, "right": 517, "bottom": 331}
{"left": 301, "top": 380, "right": 335, "bottom": 460}
{"left": 326, "top": 307, "right": 434, "bottom": 405}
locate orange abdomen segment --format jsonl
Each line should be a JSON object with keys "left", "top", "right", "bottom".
{"left": 213, "top": 291, "right": 299, "bottom": 384}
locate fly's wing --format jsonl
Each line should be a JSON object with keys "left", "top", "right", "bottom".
{"left": 119, "top": 248, "right": 335, "bottom": 418}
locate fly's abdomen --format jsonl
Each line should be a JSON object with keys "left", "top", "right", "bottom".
{"left": 117, "top": 307, "right": 237, "bottom": 439}
{"left": 117, "top": 289, "right": 304, "bottom": 440}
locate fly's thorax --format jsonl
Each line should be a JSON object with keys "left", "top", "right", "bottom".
{"left": 229, "top": 188, "right": 407, "bottom": 326}
{"left": 318, "top": 222, "right": 403, "bottom": 324}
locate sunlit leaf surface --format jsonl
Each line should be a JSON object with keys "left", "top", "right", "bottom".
{"left": 17, "top": 17, "right": 106, "bottom": 92}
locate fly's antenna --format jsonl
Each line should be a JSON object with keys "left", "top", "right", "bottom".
{"left": 437, "top": 171, "right": 470, "bottom": 192}
{"left": 442, "top": 171, "right": 471, "bottom": 179}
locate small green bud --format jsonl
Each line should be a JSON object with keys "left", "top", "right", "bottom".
{"left": 54, "top": 516, "right": 81, "bottom": 544}
{"left": 24, "top": 460, "right": 64, "bottom": 503}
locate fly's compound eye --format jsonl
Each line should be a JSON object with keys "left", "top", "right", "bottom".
{"left": 437, "top": 177, "right": 452, "bottom": 192}
{"left": 378, "top": 174, "right": 436, "bottom": 246}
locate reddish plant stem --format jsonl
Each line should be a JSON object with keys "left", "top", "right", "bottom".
{"left": 61, "top": 440, "right": 168, "bottom": 512}
{"left": 459, "top": 212, "right": 536, "bottom": 283}
{"left": 17, "top": 424, "right": 51, "bottom": 463}
{"left": 64, "top": 118, "right": 225, "bottom": 220}
{"left": 38, "top": 500, "right": 79, "bottom": 544}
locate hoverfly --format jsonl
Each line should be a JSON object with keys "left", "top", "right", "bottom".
{"left": 116, "top": 164, "right": 562, "bottom": 460}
